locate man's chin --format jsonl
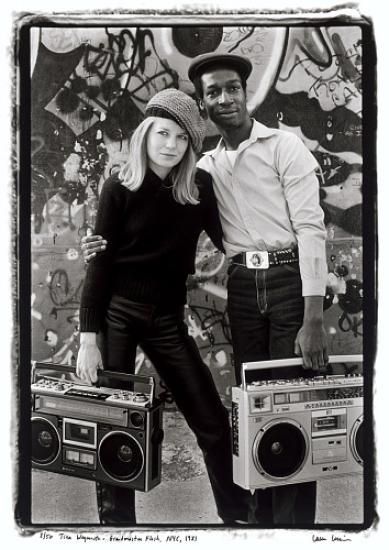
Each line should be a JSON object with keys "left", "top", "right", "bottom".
{"left": 214, "top": 116, "right": 241, "bottom": 128}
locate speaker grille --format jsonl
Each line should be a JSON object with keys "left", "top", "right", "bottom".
{"left": 254, "top": 420, "right": 308, "bottom": 479}
{"left": 129, "top": 411, "right": 145, "bottom": 429}
{"left": 351, "top": 416, "right": 363, "bottom": 464}
{"left": 99, "top": 431, "right": 144, "bottom": 482}
{"left": 32, "top": 417, "right": 60, "bottom": 465}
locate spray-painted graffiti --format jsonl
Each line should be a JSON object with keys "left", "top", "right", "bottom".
{"left": 31, "top": 25, "right": 363, "bottom": 405}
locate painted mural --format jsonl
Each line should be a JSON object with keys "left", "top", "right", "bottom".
{"left": 31, "top": 25, "right": 363, "bottom": 405}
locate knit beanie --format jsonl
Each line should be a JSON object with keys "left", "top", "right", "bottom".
{"left": 145, "top": 88, "right": 205, "bottom": 153}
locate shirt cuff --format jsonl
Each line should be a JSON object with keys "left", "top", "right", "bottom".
{"left": 302, "top": 277, "right": 327, "bottom": 297}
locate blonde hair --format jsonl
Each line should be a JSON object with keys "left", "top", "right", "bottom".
{"left": 119, "top": 117, "right": 199, "bottom": 205}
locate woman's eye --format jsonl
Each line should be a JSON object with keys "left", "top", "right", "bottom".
{"left": 178, "top": 135, "right": 188, "bottom": 141}
{"left": 158, "top": 131, "right": 168, "bottom": 136}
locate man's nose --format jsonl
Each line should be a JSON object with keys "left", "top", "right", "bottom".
{"left": 218, "top": 90, "right": 232, "bottom": 104}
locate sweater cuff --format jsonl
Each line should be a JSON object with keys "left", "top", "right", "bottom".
{"left": 79, "top": 307, "right": 100, "bottom": 333}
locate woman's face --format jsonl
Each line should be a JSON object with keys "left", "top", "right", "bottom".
{"left": 146, "top": 117, "right": 189, "bottom": 179}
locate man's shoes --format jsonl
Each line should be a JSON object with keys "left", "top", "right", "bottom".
{"left": 222, "top": 518, "right": 249, "bottom": 526}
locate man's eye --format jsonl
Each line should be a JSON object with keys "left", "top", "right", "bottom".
{"left": 207, "top": 90, "right": 217, "bottom": 98}
{"left": 229, "top": 86, "right": 241, "bottom": 93}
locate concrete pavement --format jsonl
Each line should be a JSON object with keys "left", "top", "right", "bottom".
{"left": 31, "top": 410, "right": 363, "bottom": 527}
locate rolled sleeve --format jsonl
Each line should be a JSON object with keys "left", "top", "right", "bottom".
{"left": 279, "top": 136, "right": 328, "bottom": 296}
{"left": 288, "top": 171, "right": 327, "bottom": 296}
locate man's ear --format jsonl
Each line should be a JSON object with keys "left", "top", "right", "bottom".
{"left": 198, "top": 98, "right": 208, "bottom": 119}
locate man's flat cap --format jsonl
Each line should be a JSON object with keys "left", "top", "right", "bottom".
{"left": 188, "top": 52, "right": 253, "bottom": 82}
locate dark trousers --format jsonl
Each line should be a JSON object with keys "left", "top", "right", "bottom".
{"left": 96, "top": 294, "right": 249, "bottom": 525}
{"left": 227, "top": 262, "right": 317, "bottom": 525}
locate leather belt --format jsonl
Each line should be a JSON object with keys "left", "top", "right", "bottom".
{"left": 231, "top": 248, "right": 298, "bottom": 269}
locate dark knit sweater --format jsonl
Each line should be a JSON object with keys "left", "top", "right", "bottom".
{"left": 79, "top": 168, "right": 223, "bottom": 332}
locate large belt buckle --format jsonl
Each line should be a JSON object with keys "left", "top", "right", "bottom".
{"left": 245, "top": 251, "right": 269, "bottom": 269}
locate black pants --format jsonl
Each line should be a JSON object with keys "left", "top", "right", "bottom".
{"left": 96, "top": 294, "right": 249, "bottom": 525}
{"left": 227, "top": 262, "right": 317, "bottom": 525}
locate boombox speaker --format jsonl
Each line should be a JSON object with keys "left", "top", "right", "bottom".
{"left": 232, "top": 355, "right": 363, "bottom": 490}
{"left": 31, "top": 363, "right": 164, "bottom": 491}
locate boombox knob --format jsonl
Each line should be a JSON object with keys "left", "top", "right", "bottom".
{"left": 151, "top": 428, "right": 164, "bottom": 445}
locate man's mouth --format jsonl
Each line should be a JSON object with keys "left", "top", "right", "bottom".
{"left": 217, "top": 110, "right": 239, "bottom": 118}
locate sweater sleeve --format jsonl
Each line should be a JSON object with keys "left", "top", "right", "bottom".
{"left": 79, "top": 176, "right": 123, "bottom": 332}
{"left": 195, "top": 168, "right": 225, "bottom": 253}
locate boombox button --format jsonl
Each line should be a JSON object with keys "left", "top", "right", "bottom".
{"left": 134, "top": 394, "right": 148, "bottom": 403}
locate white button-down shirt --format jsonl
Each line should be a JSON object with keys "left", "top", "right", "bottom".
{"left": 197, "top": 120, "right": 328, "bottom": 296}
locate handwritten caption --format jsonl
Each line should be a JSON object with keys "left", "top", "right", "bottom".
{"left": 40, "top": 531, "right": 199, "bottom": 543}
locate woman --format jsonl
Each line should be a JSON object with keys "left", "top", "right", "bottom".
{"left": 77, "top": 89, "right": 248, "bottom": 525}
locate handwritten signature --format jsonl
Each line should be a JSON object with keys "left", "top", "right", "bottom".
{"left": 312, "top": 534, "right": 352, "bottom": 542}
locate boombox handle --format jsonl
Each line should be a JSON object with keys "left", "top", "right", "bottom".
{"left": 31, "top": 361, "right": 156, "bottom": 403}
{"left": 241, "top": 354, "right": 363, "bottom": 390}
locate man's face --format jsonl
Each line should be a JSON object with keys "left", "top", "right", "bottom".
{"left": 199, "top": 68, "right": 249, "bottom": 130}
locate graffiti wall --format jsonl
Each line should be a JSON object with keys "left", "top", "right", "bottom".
{"left": 31, "top": 25, "right": 363, "bottom": 405}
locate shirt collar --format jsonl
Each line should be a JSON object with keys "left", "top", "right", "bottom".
{"left": 203, "top": 119, "right": 277, "bottom": 158}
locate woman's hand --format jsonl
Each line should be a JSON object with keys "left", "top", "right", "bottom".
{"left": 81, "top": 234, "right": 107, "bottom": 263}
{"left": 76, "top": 333, "right": 103, "bottom": 385}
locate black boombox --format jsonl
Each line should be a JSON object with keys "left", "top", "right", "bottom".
{"left": 232, "top": 355, "right": 363, "bottom": 490}
{"left": 31, "top": 362, "right": 164, "bottom": 491}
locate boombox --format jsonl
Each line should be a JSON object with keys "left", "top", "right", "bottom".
{"left": 232, "top": 355, "right": 363, "bottom": 490}
{"left": 31, "top": 362, "right": 164, "bottom": 491}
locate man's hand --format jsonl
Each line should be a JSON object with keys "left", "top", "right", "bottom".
{"left": 294, "top": 320, "right": 328, "bottom": 371}
{"left": 294, "top": 296, "right": 328, "bottom": 371}
{"left": 81, "top": 234, "right": 107, "bottom": 263}
{"left": 76, "top": 333, "right": 103, "bottom": 384}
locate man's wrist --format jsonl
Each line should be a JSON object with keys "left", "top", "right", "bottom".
{"left": 80, "top": 332, "right": 98, "bottom": 345}
{"left": 303, "top": 296, "right": 324, "bottom": 324}
{"left": 303, "top": 317, "right": 324, "bottom": 328}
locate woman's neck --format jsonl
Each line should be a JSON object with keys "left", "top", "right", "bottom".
{"left": 148, "top": 162, "right": 171, "bottom": 181}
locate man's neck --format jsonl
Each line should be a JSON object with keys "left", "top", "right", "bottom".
{"left": 218, "top": 117, "right": 253, "bottom": 151}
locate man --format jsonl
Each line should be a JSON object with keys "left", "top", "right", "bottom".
{"left": 188, "top": 52, "right": 328, "bottom": 526}
{"left": 82, "top": 52, "right": 328, "bottom": 525}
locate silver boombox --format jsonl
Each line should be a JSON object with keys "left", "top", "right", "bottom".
{"left": 232, "top": 355, "right": 363, "bottom": 490}
{"left": 31, "top": 362, "right": 164, "bottom": 492}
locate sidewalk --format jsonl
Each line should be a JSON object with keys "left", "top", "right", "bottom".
{"left": 31, "top": 410, "right": 363, "bottom": 526}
